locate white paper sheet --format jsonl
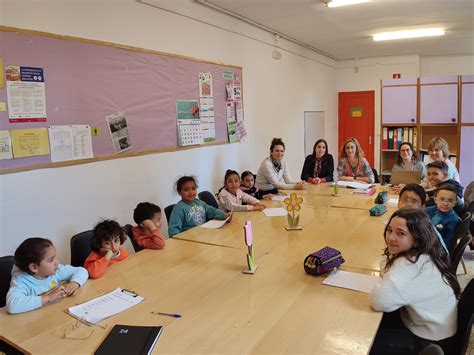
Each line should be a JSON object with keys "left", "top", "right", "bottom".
{"left": 49, "top": 125, "right": 94, "bottom": 162}
{"left": 271, "top": 195, "right": 289, "bottom": 202}
{"left": 322, "top": 270, "right": 379, "bottom": 294}
{"left": 388, "top": 198, "right": 399, "bottom": 205}
{"left": 336, "top": 181, "right": 373, "bottom": 189}
{"left": 263, "top": 207, "right": 287, "bottom": 217}
{"left": 199, "top": 218, "right": 228, "bottom": 229}
{"left": 0, "top": 130, "right": 13, "bottom": 160}
{"left": 67, "top": 288, "right": 144, "bottom": 324}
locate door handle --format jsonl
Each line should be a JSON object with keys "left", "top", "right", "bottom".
{"left": 369, "top": 136, "right": 372, "bottom": 144}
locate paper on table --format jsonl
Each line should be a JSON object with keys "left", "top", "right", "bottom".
{"left": 388, "top": 198, "right": 399, "bottom": 205}
{"left": 67, "top": 288, "right": 144, "bottom": 324}
{"left": 199, "top": 218, "right": 228, "bottom": 229}
{"left": 322, "top": 270, "right": 379, "bottom": 294}
{"left": 263, "top": 207, "right": 287, "bottom": 217}
{"left": 336, "top": 181, "right": 372, "bottom": 189}
{"left": 271, "top": 195, "right": 289, "bottom": 202}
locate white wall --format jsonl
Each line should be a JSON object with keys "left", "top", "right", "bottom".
{"left": 0, "top": 0, "right": 337, "bottom": 262}
{"left": 421, "top": 54, "right": 474, "bottom": 76}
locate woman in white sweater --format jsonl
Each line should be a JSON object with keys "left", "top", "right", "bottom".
{"left": 255, "top": 138, "right": 305, "bottom": 193}
{"left": 369, "top": 209, "right": 460, "bottom": 354}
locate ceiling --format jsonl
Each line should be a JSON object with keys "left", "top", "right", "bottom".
{"left": 195, "top": 0, "right": 474, "bottom": 61}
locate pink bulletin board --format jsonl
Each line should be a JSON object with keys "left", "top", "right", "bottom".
{"left": 0, "top": 27, "right": 243, "bottom": 173}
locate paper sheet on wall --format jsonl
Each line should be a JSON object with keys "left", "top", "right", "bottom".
{"left": 198, "top": 72, "right": 213, "bottom": 98}
{"left": 235, "top": 100, "right": 247, "bottom": 141}
{"left": 0, "top": 58, "right": 4, "bottom": 88}
{"left": 106, "top": 112, "right": 132, "bottom": 153}
{"left": 10, "top": 128, "right": 50, "bottom": 158}
{"left": 49, "top": 125, "right": 94, "bottom": 162}
{"left": 0, "top": 130, "right": 13, "bottom": 160}
{"left": 199, "top": 97, "right": 216, "bottom": 142}
{"left": 226, "top": 101, "right": 238, "bottom": 143}
{"left": 176, "top": 100, "right": 203, "bottom": 146}
{"left": 67, "top": 288, "right": 144, "bottom": 325}
{"left": 6, "top": 66, "right": 47, "bottom": 122}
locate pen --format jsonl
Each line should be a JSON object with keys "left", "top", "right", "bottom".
{"left": 151, "top": 311, "right": 182, "bottom": 318}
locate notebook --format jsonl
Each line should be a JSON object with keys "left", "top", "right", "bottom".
{"left": 95, "top": 324, "right": 163, "bottom": 355}
{"left": 391, "top": 170, "right": 422, "bottom": 185}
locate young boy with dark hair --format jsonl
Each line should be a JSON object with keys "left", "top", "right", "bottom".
{"left": 426, "top": 184, "right": 461, "bottom": 250}
{"left": 425, "top": 161, "right": 463, "bottom": 208}
{"left": 132, "top": 202, "right": 166, "bottom": 250}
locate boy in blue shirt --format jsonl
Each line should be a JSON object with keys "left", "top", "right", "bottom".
{"left": 7, "top": 237, "right": 88, "bottom": 314}
{"left": 426, "top": 184, "right": 461, "bottom": 250}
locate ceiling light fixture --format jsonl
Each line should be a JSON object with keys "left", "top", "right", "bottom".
{"left": 323, "top": 0, "right": 371, "bottom": 8}
{"left": 373, "top": 28, "right": 445, "bottom": 41}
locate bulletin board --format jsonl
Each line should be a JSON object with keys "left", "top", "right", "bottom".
{"left": 0, "top": 26, "right": 244, "bottom": 174}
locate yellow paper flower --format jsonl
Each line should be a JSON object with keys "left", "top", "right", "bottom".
{"left": 284, "top": 193, "right": 303, "bottom": 212}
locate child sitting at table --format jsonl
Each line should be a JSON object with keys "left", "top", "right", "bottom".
{"left": 6, "top": 237, "right": 88, "bottom": 314}
{"left": 132, "top": 202, "right": 166, "bottom": 250}
{"left": 426, "top": 184, "right": 461, "bottom": 250}
{"left": 168, "top": 176, "right": 232, "bottom": 237}
{"left": 369, "top": 209, "right": 460, "bottom": 354}
{"left": 84, "top": 220, "right": 128, "bottom": 279}
{"left": 425, "top": 161, "right": 463, "bottom": 207}
{"left": 240, "top": 171, "right": 273, "bottom": 200}
{"left": 217, "top": 170, "right": 266, "bottom": 212}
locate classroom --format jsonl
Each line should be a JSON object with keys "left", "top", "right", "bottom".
{"left": 0, "top": 0, "right": 473, "bottom": 354}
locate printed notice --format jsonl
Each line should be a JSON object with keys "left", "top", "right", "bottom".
{"left": 49, "top": 125, "right": 94, "bottom": 162}
{"left": 11, "top": 128, "right": 50, "bottom": 158}
{"left": 199, "top": 97, "right": 216, "bottom": 142}
{"left": 106, "top": 112, "right": 132, "bottom": 153}
{"left": 6, "top": 66, "right": 47, "bottom": 122}
{"left": 176, "top": 100, "right": 203, "bottom": 146}
{"left": 0, "top": 130, "right": 13, "bottom": 160}
{"left": 198, "top": 73, "right": 213, "bottom": 98}
{"left": 226, "top": 100, "right": 238, "bottom": 143}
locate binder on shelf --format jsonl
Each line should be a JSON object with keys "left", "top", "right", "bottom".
{"left": 393, "top": 128, "right": 398, "bottom": 150}
{"left": 403, "top": 127, "right": 409, "bottom": 143}
{"left": 408, "top": 128, "right": 413, "bottom": 145}
{"left": 397, "top": 128, "right": 403, "bottom": 148}
{"left": 382, "top": 127, "right": 388, "bottom": 149}
{"left": 388, "top": 128, "right": 394, "bottom": 149}
{"left": 412, "top": 128, "right": 417, "bottom": 150}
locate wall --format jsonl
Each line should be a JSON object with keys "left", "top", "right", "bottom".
{"left": 0, "top": 0, "right": 337, "bottom": 262}
{"left": 420, "top": 54, "right": 474, "bottom": 76}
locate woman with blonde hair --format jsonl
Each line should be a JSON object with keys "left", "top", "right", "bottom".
{"left": 336, "top": 137, "right": 375, "bottom": 183}
{"left": 426, "top": 137, "right": 460, "bottom": 183}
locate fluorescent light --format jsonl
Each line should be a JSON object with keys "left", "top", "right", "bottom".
{"left": 327, "top": 0, "right": 371, "bottom": 7}
{"left": 373, "top": 28, "right": 445, "bottom": 41}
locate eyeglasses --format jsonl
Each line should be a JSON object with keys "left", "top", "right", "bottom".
{"left": 436, "top": 197, "right": 456, "bottom": 205}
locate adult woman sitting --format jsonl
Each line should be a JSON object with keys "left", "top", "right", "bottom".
{"left": 426, "top": 137, "right": 460, "bottom": 184}
{"left": 300, "top": 139, "right": 334, "bottom": 184}
{"left": 255, "top": 138, "right": 306, "bottom": 194}
{"left": 390, "top": 142, "right": 425, "bottom": 194}
{"left": 336, "top": 137, "right": 375, "bottom": 184}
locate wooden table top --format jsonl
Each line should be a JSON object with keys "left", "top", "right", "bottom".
{"left": 1, "top": 184, "right": 393, "bottom": 354}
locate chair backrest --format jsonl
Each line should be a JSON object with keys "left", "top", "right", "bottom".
{"left": 198, "top": 191, "right": 219, "bottom": 209}
{"left": 456, "top": 279, "right": 474, "bottom": 355}
{"left": 372, "top": 168, "right": 380, "bottom": 184}
{"left": 164, "top": 204, "right": 175, "bottom": 224}
{"left": 70, "top": 230, "right": 93, "bottom": 267}
{"left": 123, "top": 224, "right": 143, "bottom": 253}
{"left": 449, "top": 233, "right": 472, "bottom": 275}
{"left": 0, "top": 255, "right": 15, "bottom": 307}
{"left": 448, "top": 212, "right": 472, "bottom": 255}
{"left": 419, "top": 344, "right": 444, "bottom": 355}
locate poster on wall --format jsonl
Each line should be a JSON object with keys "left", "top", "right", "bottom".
{"left": 199, "top": 97, "right": 216, "bottom": 142}
{"left": 198, "top": 73, "right": 213, "bottom": 98}
{"left": 6, "top": 66, "right": 47, "bottom": 123}
{"left": 49, "top": 125, "right": 94, "bottom": 162}
{"left": 10, "top": 128, "right": 50, "bottom": 158}
{"left": 0, "top": 58, "right": 4, "bottom": 88}
{"left": 226, "top": 100, "right": 238, "bottom": 143}
{"left": 106, "top": 112, "right": 132, "bottom": 153}
{"left": 176, "top": 100, "right": 203, "bottom": 146}
{"left": 0, "top": 130, "right": 13, "bottom": 160}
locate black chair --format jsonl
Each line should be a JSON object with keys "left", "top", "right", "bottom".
{"left": 123, "top": 223, "right": 143, "bottom": 253}
{"left": 70, "top": 230, "right": 93, "bottom": 267}
{"left": 454, "top": 279, "right": 474, "bottom": 355}
{"left": 372, "top": 168, "right": 380, "bottom": 184}
{"left": 198, "top": 191, "right": 219, "bottom": 209}
{"left": 450, "top": 233, "right": 472, "bottom": 275}
{"left": 0, "top": 255, "right": 15, "bottom": 308}
{"left": 164, "top": 204, "right": 175, "bottom": 224}
{"left": 419, "top": 344, "right": 444, "bottom": 355}
{"left": 448, "top": 212, "right": 471, "bottom": 255}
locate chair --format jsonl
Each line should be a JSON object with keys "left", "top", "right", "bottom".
{"left": 198, "top": 191, "right": 219, "bottom": 209}
{"left": 123, "top": 223, "right": 143, "bottom": 253}
{"left": 164, "top": 204, "right": 175, "bottom": 224}
{"left": 70, "top": 230, "right": 93, "bottom": 267}
{"left": 449, "top": 233, "right": 472, "bottom": 275}
{"left": 0, "top": 255, "right": 15, "bottom": 308}
{"left": 454, "top": 279, "right": 474, "bottom": 355}
{"left": 371, "top": 168, "right": 380, "bottom": 184}
{"left": 447, "top": 211, "right": 471, "bottom": 275}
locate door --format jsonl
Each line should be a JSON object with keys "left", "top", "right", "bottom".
{"left": 304, "top": 111, "right": 325, "bottom": 156}
{"left": 338, "top": 91, "right": 375, "bottom": 166}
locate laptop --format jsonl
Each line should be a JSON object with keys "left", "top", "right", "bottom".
{"left": 391, "top": 170, "right": 422, "bottom": 185}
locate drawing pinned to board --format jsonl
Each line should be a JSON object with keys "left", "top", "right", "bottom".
{"left": 6, "top": 66, "right": 47, "bottom": 123}
{"left": 0, "top": 130, "right": 13, "bottom": 160}
{"left": 176, "top": 100, "right": 203, "bottom": 146}
{"left": 10, "top": 128, "right": 50, "bottom": 158}
{"left": 106, "top": 112, "right": 132, "bottom": 153}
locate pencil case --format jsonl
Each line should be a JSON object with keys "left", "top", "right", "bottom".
{"left": 369, "top": 204, "right": 387, "bottom": 216}
{"left": 304, "top": 246, "right": 345, "bottom": 276}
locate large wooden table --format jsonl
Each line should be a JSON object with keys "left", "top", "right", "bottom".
{"left": 0, "top": 184, "right": 397, "bottom": 354}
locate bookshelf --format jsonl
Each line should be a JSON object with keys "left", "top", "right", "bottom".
{"left": 380, "top": 75, "right": 473, "bottom": 185}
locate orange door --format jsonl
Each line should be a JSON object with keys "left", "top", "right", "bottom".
{"left": 338, "top": 91, "right": 375, "bottom": 166}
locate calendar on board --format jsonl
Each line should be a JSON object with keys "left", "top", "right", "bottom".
{"left": 178, "top": 124, "right": 203, "bottom": 146}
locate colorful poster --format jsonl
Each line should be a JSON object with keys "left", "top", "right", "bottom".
{"left": 233, "top": 77, "right": 241, "bottom": 101}
{"left": 48, "top": 125, "right": 94, "bottom": 162}
{"left": 226, "top": 101, "right": 238, "bottom": 143}
{"left": 11, "top": 128, "right": 50, "bottom": 158}
{"left": 198, "top": 73, "right": 213, "bottom": 98}
{"left": 0, "top": 130, "right": 13, "bottom": 160}
{"left": 176, "top": 100, "right": 203, "bottom": 146}
{"left": 6, "top": 66, "right": 47, "bottom": 122}
{"left": 106, "top": 112, "right": 132, "bottom": 153}
{"left": 199, "top": 97, "right": 216, "bottom": 142}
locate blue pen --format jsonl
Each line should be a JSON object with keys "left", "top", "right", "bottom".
{"left": 151, "top": 311, "right": 182, "bottom": 318}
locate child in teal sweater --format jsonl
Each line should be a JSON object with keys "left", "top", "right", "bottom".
{"left": 168, "top": 176, "right": 232, "bottom": 237}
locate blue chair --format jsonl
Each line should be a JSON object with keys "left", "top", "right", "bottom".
{"left": 70, "top": 230, "right": 93, "bottom": 267}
